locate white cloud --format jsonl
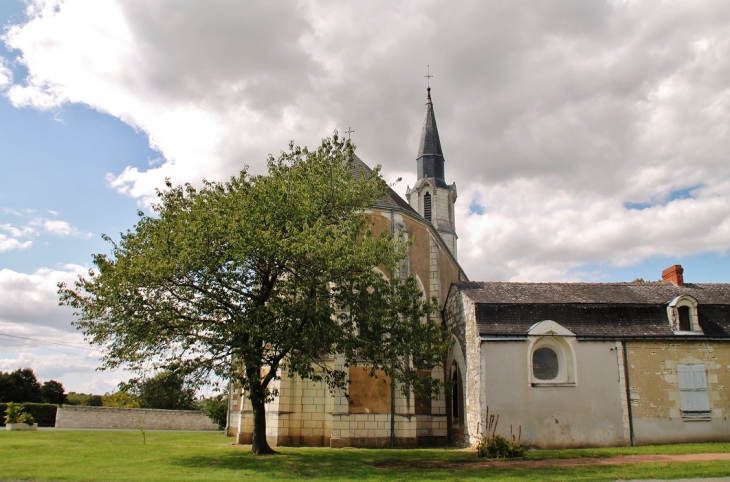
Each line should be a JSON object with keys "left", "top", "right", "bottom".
{"left": 0, "top": 223, "right": 35, "bottom": 252}
{"left": 29, "top": 218, "right": 92, "bottom": 238}
{"left": 0, "top": 235, "right": 32, "bottom": 252}
{"left": 0, "top": 267, "right": 135, "bottom": 393}
{"left": 0, "top": 60, "right": 12, "bottom": 90}
{"left": 0, "top": 336, "right": 125, "bottom": 394}
{"left": 2, "top": 1, "right": 730, "bottom": 280}
{"left": 0, "top": 213, "right": 91, "bottom": 243}
{"left": 0, "top": 265, "right": 85, "bottom": 330}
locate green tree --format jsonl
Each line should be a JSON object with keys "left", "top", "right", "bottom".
{"left": 40, "top": 380, "right": 68, "bottom": 404}
{"left": 66, "top": 392, "right": 103, "bottom": 406}
{"left": 59, "top": 135, "right": 448, "bottom": 454}
{"left": 198, "top": 393, "right": 229, "bottom": 430}
{"left": 0, "top": 368, "right": 43, "bottom": 403}
{"left": 121, "top": 371, "right": 196, "bottom": 410}
{"left": 102, "top": 390, "right": 141, "bottom": 408}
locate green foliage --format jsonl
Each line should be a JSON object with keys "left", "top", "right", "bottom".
{"left": 0, "top": 402, "right": 58, "bottom": 427}
{"left": 20, "top": 403, "right": 57, "bottom": 426}
{"left": 0, "top": 368, "right": 43, "bottom": 403}
{"left": 477, "top": 408, "right": 524, "bottom": 459}
{"left": 477, "top": 433, "right": 525, "bottom": 459}
{"left": 0, "top": 369, "right": 67, "bottom": 405}
{"left": 40, "top": 380, "right": 68, "bottom": 404}
{"left": 3, "top": 402, "right": 35, "bottom": 425}
{"left": 120, "top": 371, "right": 197, "bottom": 410}
{"left": 197, "top": 394, "right": 228, "bottom": 429}
{"left": 102, "top": 390, "right": 141, "bottom": 408}
{"left": 58, "top": 134, "right": 448, "bottom": 454}
{"left": 1, "top": 403, "right": 57, "bottom": 426}
{"left": 66, "top": 392, "right": 103, "bottom": 406}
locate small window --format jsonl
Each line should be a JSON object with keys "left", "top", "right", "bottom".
{"left": 533, "top": 347, "right": 559, "bottom": 381}
{"left": 677, "top": 364, "right": 711, "bottom": 419}
{"left": 451, "top": 367, "right": 459, "bottom": 421}
{"left": 678, "top": 306, "right": 691, "bottom": 331}
{"left": 667, "top": 296, "right": 701, "bottom": 333}
{"left": 424, "top": 193, "right": 432, "bottom": 222}
{"left": 528, "top": 334, "right": 576, "bottom": 387}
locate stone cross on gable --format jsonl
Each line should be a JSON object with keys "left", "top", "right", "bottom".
{"left": 345, "top": 127, "right": 355, "bottom": 140}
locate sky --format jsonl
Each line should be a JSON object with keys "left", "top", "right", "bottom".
{"left": 1, "top": 0, "right": 729, "bottom": 394}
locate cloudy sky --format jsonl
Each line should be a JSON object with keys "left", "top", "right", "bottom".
{"left": 1, "top": 0, "right": 729, "bottom": 394}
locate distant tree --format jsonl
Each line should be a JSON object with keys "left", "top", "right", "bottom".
{"left": 122, "top": 371, "right": 196, "bottom": 410}
{"left": 66, "top": 392, "right": 103, "bottom": 406}
{"left": 59, "top": 135, "right": 448, "bottom": 454}
{"left": 102, "top": 390, "right": 141, "bottom": 408}
{"left": 0, "top": 368, "right": 43, "bottom": 403}
{"left": 40, "top": 380, "right": 68, "bottom": 404}
{"left": 198, "top": 393, "right": 228, "bottom": 430}
{"left": 632, "top": 278, "right": 646, "bottom": 283}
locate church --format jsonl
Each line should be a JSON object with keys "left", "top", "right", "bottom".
{"left": 228, "top": 88, "right": 730, "bottom": 448}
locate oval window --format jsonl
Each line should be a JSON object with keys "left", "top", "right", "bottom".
{"left": 533, "top": 347, "right": 559, "bottom": 380}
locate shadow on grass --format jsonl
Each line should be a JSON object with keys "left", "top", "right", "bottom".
{"left": 172, "top": 450, "right": 370, "bottom": 479}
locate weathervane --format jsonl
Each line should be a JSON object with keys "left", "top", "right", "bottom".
{"left": 424, "top": 65, "right": 433, "bottom": 89}
{"left": 345, "top": 127, "right": 355, "bottom": 140}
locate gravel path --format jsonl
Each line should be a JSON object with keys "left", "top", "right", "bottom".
{"left": 373, "top": 452, "right": 730, "bottom": 470}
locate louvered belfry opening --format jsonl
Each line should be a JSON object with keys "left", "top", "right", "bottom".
{"left": 424, "top": 192, "right": 432, "bottom": 221}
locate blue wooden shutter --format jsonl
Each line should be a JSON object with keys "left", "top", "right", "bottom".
{"left": 677, "top": 364, "right": 711, "bottom": 416}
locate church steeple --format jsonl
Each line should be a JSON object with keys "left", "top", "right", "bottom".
{"left": 406, "top": 84, "right": 458, "bottom": 259}
{"left": 416, "top": 87, "right": 447, "bottom": 188}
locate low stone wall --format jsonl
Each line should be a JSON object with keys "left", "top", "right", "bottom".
{"left": 56, "top": 406, "right": 219, "bottom": 431}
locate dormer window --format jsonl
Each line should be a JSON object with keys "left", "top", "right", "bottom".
{"left": 667, "top": 295, "right": 702, "bottom": 334}
{"left": 678, "top": 306, "right": 691, "bottom": 331}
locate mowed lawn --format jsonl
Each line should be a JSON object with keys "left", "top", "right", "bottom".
{"left": 1, "top": 431, "right": 730, "bottom": 481}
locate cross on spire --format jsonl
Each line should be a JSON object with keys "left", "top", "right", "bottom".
{"left": 424, "top": 65, "right": 433, "bottom": 88}
{"left": 345, "top": 127, "right": 355, "bottom": 140}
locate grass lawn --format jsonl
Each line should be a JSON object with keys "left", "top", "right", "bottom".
{"left": 1, "top": 431, "right": 729, "bottom": 481}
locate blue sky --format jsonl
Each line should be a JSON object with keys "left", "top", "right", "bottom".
{"left": 1, "top": 1, "right": 729, "bottom": 393}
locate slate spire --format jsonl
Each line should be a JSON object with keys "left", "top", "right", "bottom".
{"left": 416, "top": 87, "right": 447, "bottom": 188}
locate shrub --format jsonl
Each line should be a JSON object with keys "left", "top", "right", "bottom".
{"left": 197, "top": 394, "right": 228, "bottom": 430}
{"left": 22, "top": 403, "right": 58, "bottom": 427}
{"left": 477, "top": 433, "right": 525, "bottom": 459}
{"left": 4, "top": 402, "right": 35, "bottom": 425}
{"left": 476, "top": 407, "right": 524, "bottom": 459}
{"left": 0, "top": 403, "right": 57, "bottom": 427}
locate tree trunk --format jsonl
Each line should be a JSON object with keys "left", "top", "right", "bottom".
{"left": 247, "top": 370, "right": 275, "bottom": 455}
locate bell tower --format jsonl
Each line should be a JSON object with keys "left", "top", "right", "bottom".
{"left": 406, "top": 87, "right": 458, "bottom": 258}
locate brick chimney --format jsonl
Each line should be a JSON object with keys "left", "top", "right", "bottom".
{"left": 662, "top": 264, "right": 684, "bottom": 286}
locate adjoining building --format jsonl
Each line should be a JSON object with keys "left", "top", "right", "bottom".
{"left": 444, "top": 264, "right": 730, "bottom": 448}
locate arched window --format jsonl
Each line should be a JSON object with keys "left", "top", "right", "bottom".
{"left": 424, "top": 192, "right": 432, "bottom": 222}
{"left": 532, "top": 347, "right": 559, "bottom": 381}
{"left": 528, "top": 335, "right": 576, "bottom": 386}
{"left": 451, "top": 365, "right": 459, "bottom": 421}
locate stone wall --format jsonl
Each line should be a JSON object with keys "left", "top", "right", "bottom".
{"left": 626, "top": 340, "right": 730, "bottom": 445}
{"left": 479, "top": 339, "right": 628, "bottom": 449}
{"left": 55, "top": 406, "right": 219, "bottom": 431}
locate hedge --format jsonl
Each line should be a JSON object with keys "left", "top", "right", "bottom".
{"left": 0, "top": 403, "right": 58, "bottom": 427}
